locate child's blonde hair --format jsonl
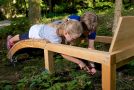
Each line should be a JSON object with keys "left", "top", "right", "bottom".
{"left": 48, "top": 20, "right": 83, "bottom": 38}
{"left": 59, "top": 20, "right": 83, "bottom": 38}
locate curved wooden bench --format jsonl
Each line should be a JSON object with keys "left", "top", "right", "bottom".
{"left": 7, "top": 36, "right": 112, "bottom": 60}
{"left": 7, "top": 39, "right": 48, "bottom": 59}
{"left": 7, "top": 16, "right": 134, "bottom": 90}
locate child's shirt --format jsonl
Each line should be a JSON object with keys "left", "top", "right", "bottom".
{"left": 29, "top": 24, "right": 62, "bottom": 44}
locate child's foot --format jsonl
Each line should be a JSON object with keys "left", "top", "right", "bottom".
{"left": 7, "top": 35, "right": 13, "bottom": 50}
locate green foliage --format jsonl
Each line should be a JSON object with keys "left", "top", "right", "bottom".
{"left": 47, "top": 73, "right": 93, "bottom": 90}
{"left": 17, "top": 77, "right": 29, "bottom": 90}
{"left": 0, "top": 80, "right": 13, "bottom": 90}
{"left": 54, "top": 54, "right": 78, "bottom": 73}
{"left": 0, "top": 0, "right": 11, "bottom": 6}
{"left": 129, "top": 60, "right": 134, "bottom": 66}
{"left": 9, "top": 17, "right": 30, "bottom": 34}
{"left": 95, "top": 2, "right": 113, "bottom": 10}
{"left": 0, "top": 27, "right": 11, "bottom": 39}
{"left": 16, "top": 68, "right": 94, "bottom": 90}
{"left": 97, "top": 9, "right": 114, "bottom": 36}
{"left": 77, "top": 8, "right": 95, "bottom": 16}
{"left": 54, "top": 4, "right": 66, "bottom": 13}
{"left": 0, "top": 17, "right": 30, "bottom": 39}
{"left": 21, "top": 66, "right": 40, "bottom": 78}
{"left": 122, "top": 7, "right": 134, "bottom": 16}
{"left": 117, "top": 76, "right": 134, "bottom": 90}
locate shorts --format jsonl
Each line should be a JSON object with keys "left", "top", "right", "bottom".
{"left": 19, "top": 33, "right": 29, "bottom": 40}
{"left": 88, "top": 32, "right": 96, "bottom": 40}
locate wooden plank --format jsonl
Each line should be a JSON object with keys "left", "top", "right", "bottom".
{"left": 95, "top": 36, "right": 112, "bottom": 43}
{"left": 102, "top": 56, "right": 116, "bottom": 90}
{"left": 7, "top": 39, "right": 48, "bottom": 59}
{"left": 111, "top": 45, "right": 134, "bottom": 63}
{"left": 116, "top": 56, "right": 134, "bottom": 68}
{"left": 109, "top": 16, "right": 134, "bottom": 52}
{"left": 109, "top": 17, "right": 122, "bottom": 52}
{"left": 44, "top": 49, "right": 54, "bottom": 73}
{"left": 45, "top": 43, "right": 110, "bottom": 64}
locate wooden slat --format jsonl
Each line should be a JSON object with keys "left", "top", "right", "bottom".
{"left": 7, "top": 39, "right": 48, "bottom": 59}
{"left": 44, "top": 49, "right": 54, "bottom": 73}
{"left": 102, "top": 59, "right": 116, "bottom": 90}
{"left": 45, "top": 43, "right": 110, "bottom": 64}
{"left": 109, "top": 16, "right": 134, "bottom": 52}
{"left": 95, "top": 36, "right": 112, "bottom": 43}
{"left": 111, "top": 44, "right": 134, "bottom": 63}
{"left": 116, "top": 56, "right": 134, "bottom": 68}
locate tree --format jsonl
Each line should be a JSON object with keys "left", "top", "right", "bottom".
{"left": 28, "top": 0, "right": 41, "bottom": 24}
{"left": 48, "top": 0, "right": 52, "bottom": 12}
{"left": 129, "top": 0, "right": 134, "bottom": 3}
{"left": 112, "top": 0, "right": 122, "bottom": 33}
{"left": 93, "top": 0, "right": 96, "bottom": 7}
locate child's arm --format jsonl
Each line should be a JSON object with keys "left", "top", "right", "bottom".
{"left": 88, "top": 39, "right": 96, "bottom": 75}
{"left": 61, "top": 54, "right": 90, "bottom": 71}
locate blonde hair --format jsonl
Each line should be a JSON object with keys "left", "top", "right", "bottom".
{"left": 59, "top": 20, "right": 83, "bottom": 38}
{"left": 48, "top": 20, "right": 83, "bottom": 38}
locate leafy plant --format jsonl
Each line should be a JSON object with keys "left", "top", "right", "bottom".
{"left": 17, "top": 77, "right": 29, "bottom": 90}
{"left": 0, "top": 17, "right": 30, "bottom": 39}
{"left": 10, "top": 17, "right": 30, "bottom": 34}
{"left": 95, "top": 2, "right": 113, "bottom": 10}
{"left": 0, "top": 80, "right": 13, "bottom": 90}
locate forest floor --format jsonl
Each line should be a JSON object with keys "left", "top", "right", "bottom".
{"left": 0, "top": 61, "right": 20, "bottom": 83}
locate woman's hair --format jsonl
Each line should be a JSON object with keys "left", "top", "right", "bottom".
{"left": 58, "top": 20, "right": 83, "bottom": 38}
{"left": 80, "top": 12, "right": 98, "bottom": 32}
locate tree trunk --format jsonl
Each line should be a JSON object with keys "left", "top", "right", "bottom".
{"left": 48, "top": 0, "right": 53, "bottom": 13}
{"left": 93, "top": 0, "right": 96, "bottom": 7}
{"left": 112, "top": 0, "right": 122, "bottom": 33}
{"left": 130, "top": 0, "right": 134, "bottom": 3}
{"left": 28, "top": 0, "right": 41, "bottom": 24}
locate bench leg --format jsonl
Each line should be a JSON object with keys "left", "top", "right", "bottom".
{"left": 102, "top": 63, "right": 116, "bottom": 90}
{"left": 44, "top": 49, "right": 54, "bottom": 73}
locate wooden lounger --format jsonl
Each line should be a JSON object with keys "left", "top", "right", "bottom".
{"left": 7, "top": 16, "right": 134, "bottom": 90}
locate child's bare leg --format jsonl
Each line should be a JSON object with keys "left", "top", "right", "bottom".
{"left": 7, "top": 34, "right": 20, "bottom": 49}
{"left": 9, "top": 34, "right": 20, "bottom": 43}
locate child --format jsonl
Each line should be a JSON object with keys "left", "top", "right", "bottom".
{"left": 66, "top": 12, "right": 98, "bottom": 75}
{"left": 80, "top": 12, "right": 98, "bottom": 75}
{"left": 7, "top": 20, "right": 82, "bottom": 48}
{"left": 7, "top": 19, "right": 91, "bottom": 72}
{"left": 53, "top": 13, "right": 98, "bottom": 75}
